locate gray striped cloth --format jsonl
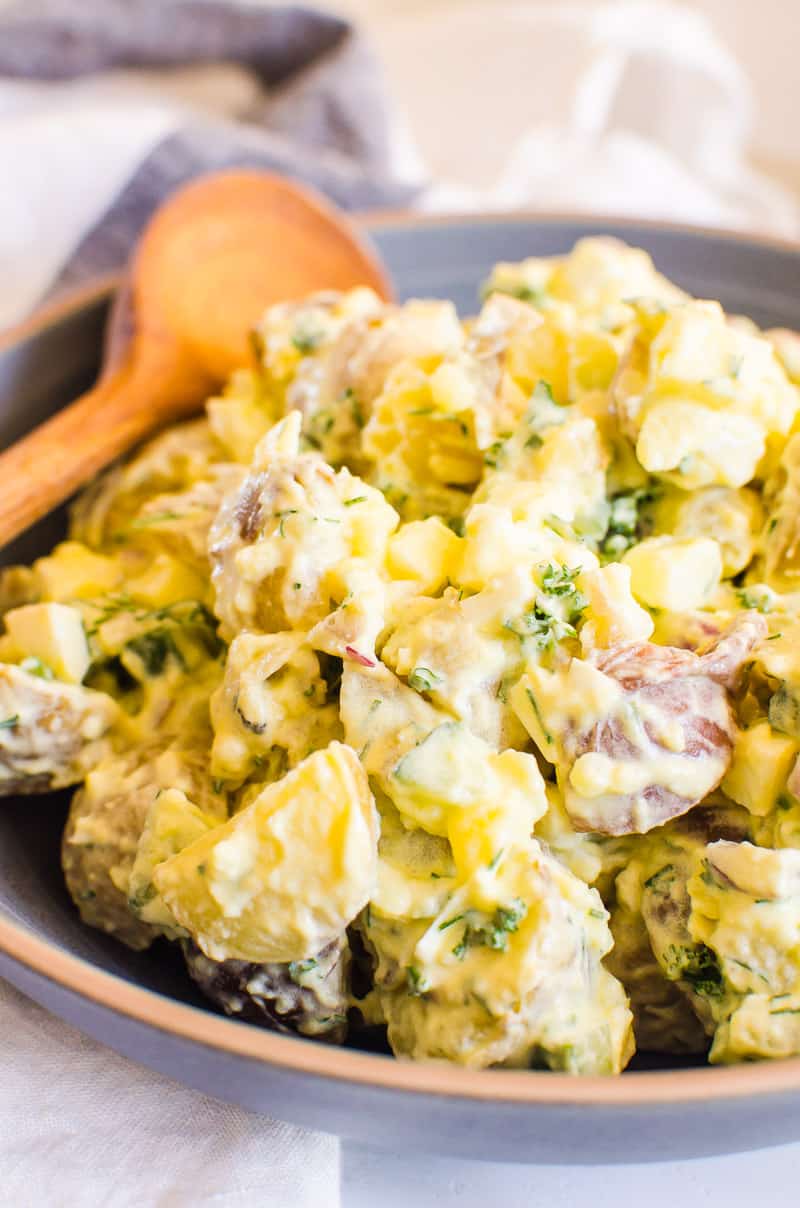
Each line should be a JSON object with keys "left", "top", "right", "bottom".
{"left": 0, "top": 0, "right": 417, "bottom": 297}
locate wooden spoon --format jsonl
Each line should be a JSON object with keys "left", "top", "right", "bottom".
{"left": 0, "top": 170, "right": 392, "bottom": 548}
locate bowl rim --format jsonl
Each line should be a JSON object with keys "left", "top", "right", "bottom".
{"left": 4, "top": 209, "right": 800, "bottom": 1109}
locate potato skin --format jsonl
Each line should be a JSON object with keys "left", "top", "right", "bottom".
{"left": 61, "top": 746, "right": 223, "bottom": 952}
{"left": 0, "top": 663, "right": 118, "bottom": 797}
{"left": 182, "top": 937, "right": 350, "bottom": 1042}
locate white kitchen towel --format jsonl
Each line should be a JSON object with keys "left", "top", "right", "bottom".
{"left": 0, "top": 979, "right": 339, "bottom": 1208}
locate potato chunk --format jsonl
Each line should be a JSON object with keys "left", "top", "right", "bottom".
{"left": 182, "top": 937, "right": 349, "bottom": 1042}
{"left": 0, "top": 663, "right": 117, "bottom": 796}
{"left": 4, "top": 602, "right": 90, "bottom": 684}
{"left": 62, "top": 745, "right": 226, "bottom": 950}
{"left": 511, "top": 614, "right": 765, "bottom": 834}
{"left": 154, "top": 742, "right": 379, "bottom": 963}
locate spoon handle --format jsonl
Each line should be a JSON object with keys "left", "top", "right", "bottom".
{"left": 0, "top": 364, "right": 202, "bottom": 549}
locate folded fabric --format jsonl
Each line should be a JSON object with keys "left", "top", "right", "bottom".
{"left": 0, "top": 0, "right": 419, "bottom": 328}
{"left": 0, "top": 978, "right": 339, "bottom": 1208}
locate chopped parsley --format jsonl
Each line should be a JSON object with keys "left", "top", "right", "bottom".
{"left": 344, "top": 496, "right": 367, "bottom": 507}
{"left": 0, "top": 715, "right": 19, "bottom": 730}
{"left": 504, "top": 567, "right": 586, "bottom": 651}
{"left": 525, "top": 687, "right": 553, "bottom": 746}
{"left": 736, "top": 587, "right": 772, "bottom": 614}
{"left": 483, "top": 439, "right": 506, "bottom": 470}
{"left": 125, "top": 628, "right": 186, "bottom": 677}
{"left": 664, "top": 942, "right": 725, "bottom": 998}
{"left": 408, "top": 666, "right": 441, "bottom": 694}
{"left": 600, "top": 489, "right": 653, "bottom": 560}
{"left": 288, "top": 958, "right": 318, "bottom": 981}
{"left": 643, "top": 864, "right": 676, "bottom": 892}
{"left": 451, "top": 899, "right": 528, "bottom": 959}
{"left": 406, "top": 965, "right": 429, "bottom": 996}
{"left": 19, "top": 656, "right": 54, "bottom": 681}
{"left": 482, "top": 279, "right": 548, "bottom": 308}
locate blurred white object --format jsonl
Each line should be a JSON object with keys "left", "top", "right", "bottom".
{"left": 345, "top": 0, "right": 800, "bottom": 231}
{"left": 0, "top": 978, "right": 338, "bottom": 1207}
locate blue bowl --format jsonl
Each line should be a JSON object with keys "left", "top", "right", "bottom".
{"left": 3, "top": 214, "right": 800, "bottom": 1163}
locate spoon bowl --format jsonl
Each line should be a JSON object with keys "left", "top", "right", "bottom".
{"left": 0, "top": 170, "right": 392, "bottom": 548}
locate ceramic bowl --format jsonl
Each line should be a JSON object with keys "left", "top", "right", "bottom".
{"left": 3, "top": 215, "right": 800, "bottom": 1163}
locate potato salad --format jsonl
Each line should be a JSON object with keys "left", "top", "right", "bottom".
{"left": 5, "top": 236, "right": 800, "bottom": 1073}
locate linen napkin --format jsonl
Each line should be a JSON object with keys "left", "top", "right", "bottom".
{"left": 0, "top": 0, "right": 420, "bottom": 329}
{"left": 0, "top": 979, "right": 339, "bottom": 1208}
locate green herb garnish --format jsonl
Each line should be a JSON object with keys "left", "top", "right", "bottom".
{"left": 408, "top": 666, "right": 441, "bottom": 694}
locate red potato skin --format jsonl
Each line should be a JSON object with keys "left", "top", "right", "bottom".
{"left": 564, "top": 614, "right": 767, "bottom": 835}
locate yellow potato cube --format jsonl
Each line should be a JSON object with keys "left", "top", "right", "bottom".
{"left": 4, "top": 602, "right": 89, "bottom": 684}
{"left": 153, "top": 742, "right": 378, "bottom": 963}
{"left": 127, "top": 554, "right": 207, "bottom": 609}
{"left": 622, "top": 536, "right": 722, "bottom": 611}
{"left": 722, "top": 722, "right": 799, "bottom": 817}
{"left": 34, "top": 541, "right": 122, "bottom": 602}
{"left": 578, "top": 563, "right": 654, "bottom": 650}
{"left": 387, "top": 518, "right": 462, "bottom": 593}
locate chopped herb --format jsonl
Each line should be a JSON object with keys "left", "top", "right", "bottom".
{"left": 128, "top": 509, "right": 183, "bottom": 530}
{"left": 589, "top": 908, "right": 605, "bottom": 919}
{"left": 293, "top": 582, "right": 302, "bottom": 590}
{"left": 770, "top": 1006, "right": 800, "bottom": 1015}
{"left": 487, "top": 849, "right": 504, "bottom": 872}
{"left": 19, "top": 656, "right": 54, "bottom": 681}
{"left": 445, "top": 515, "right": 466, "bottom": 537}
{"left": 344, "top": 496, "right": 367, "bottom": 507}
{"left": 125, "top": 628, "right": 186, "bottom": 677}
{"left": 600, "top": 489, "right": 653, "bottom": 560}
{"left": 525, "top": 687, "right": 553, "bottom": 746}
{"left": 767, "top": 633, "right": 782, "bottom": 641}
{"left": 409, "top": 406, "right": 435, "bottom": 416}
{"left": 451, "top": 935, "right": 469, "bottom": 961}
{"left": 197, "top": 863, "right": 207, "bottom": 877}
{"left": 483, "top": 439, "right": 506, "bottom": 469}
{"left": 541, "top": 563, "right": 586, "bottom": 610}
{"left": 212, "top": 779, "right": 225, "bottom": 794}
{"left": 728, "top": 957, "right": 769, "bottom": 983}
{"left": 644, "top": 864, "right": 676, "bottom": 892}
{"left": 303, "top": 685, "right": 316, "bottom": 699}
{"left": 777, "top": 794, "right": 794, "bottom": 812}
{"left": 438, "top": 913, "right": 465, "bottom": 932}
{"left": 406, "top": 965, "right": 429, "bottom": 996}
{"left": 292, "top": 325, "right": 324, "bottom": 354}
{"left": 524, "top": 433, "right": 543, "bottom": 449}
{"left": 274, "top": 508, "right": 298, "bottom": 538}
{"left": 664, "top": 943, "right": 724, "bottom": 998}
{"left": 349, "top": 393, "right": 366, "bottom": 429}
{"left": 736, "top": 588, "right": 772, "bottom": 613}
{"left": 482, "top": 279, "right": 548, "bottom": 307}
{"left": 408, "top": 666, "right": 441, "bottom": 693}
{"left": 289, "top": 958, "right": 318, "bottom": 980}
{"left": 452, "top": 899, "right": 528, "bottom": 958}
